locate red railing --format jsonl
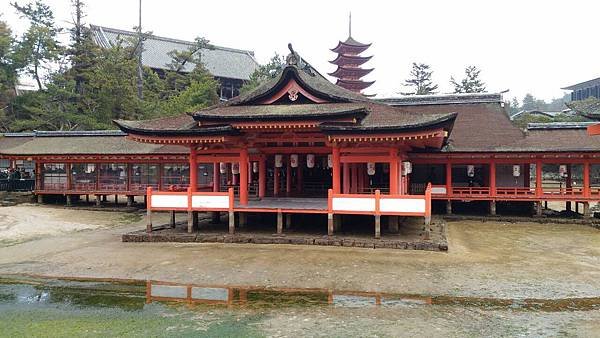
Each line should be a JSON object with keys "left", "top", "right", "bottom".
{"left": 495, "top": 187, "right": 536, "bottom": 196}
{"left": 542, "top": 187, "right": 584, "bottom": 196}
{"left": 451, "top": 187, "right": 491, "bottom": 196}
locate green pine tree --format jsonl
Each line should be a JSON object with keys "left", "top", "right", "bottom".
{"left": 450, "top": 66, "right": 486, "bottom": 93}
{"left": 402, "top": 62, "right": 438, "bottom": 95}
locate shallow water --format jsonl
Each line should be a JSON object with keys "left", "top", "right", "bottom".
{"left": 1, "top": 277, "right": 600, "bottom": 337}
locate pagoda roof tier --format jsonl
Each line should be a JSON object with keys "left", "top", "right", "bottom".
{"left": 336, "top": 79, "right": 375, "bottom": 91}
{"left": 329, "top": 54, "right": 372, "bottom": 66}
{"left": 331, "top": 37, "right": 372, "bottom": 54}
{"left": 328, "top": 66, "right": 374, "bottom": 79}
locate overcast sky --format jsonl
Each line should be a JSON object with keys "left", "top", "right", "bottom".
{"left": 2, "top": 0, "right": 598, "bottom": 101}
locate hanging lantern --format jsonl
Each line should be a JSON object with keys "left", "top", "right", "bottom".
{"left": 252, "top": 162, "right": 259, "bottom": 174}
{"left": 467, "top": 165, "right": 475, "bottom": 177}
{"left": 275, "top": 154, "right": 283, "bottom": 168}
{"left": 402, "top": 161, "right": 412, "bottom": 175}
{"left": 290, "top": 154, "right": 298, "bottom": 168}
{"left": 219, "top": 162, "right": 227, "bottom": 174}
{"left": 232, "top": 163, "right": 240, "bottom": 175}
{"left": 512, "top": 165, "right": 520, "bottom": 177}
{"left": 367, "top": 162, "right": 376, "bottom": 176}
{"left": 559, "top": 164, "right": 568, "bottom": 178}
{"left": 306, "top": 154, "right": 315, "bottom": 168}
{"left": 327, "top": 154, "right": 333, "bottom": 168}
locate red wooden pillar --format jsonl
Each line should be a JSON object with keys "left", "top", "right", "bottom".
{"left": 489, "top": 160, "right": 496, "bottom": 196}
{"left": 189, "top": 144, "right": 197, "bottom": 192}
{"left": 389, "top": 149, "right": 399, "bottom": 195}
{"left": 446, "top": 161, "right": 452, "bottom": 195}
{"left": 332, "top": 146, "right": 341, "bottom": 194}
{"left": 258, "top": 156, "right": 266, "bottom": 199}
{"left": 239, "top": 148, "right": 249, "bottom": 206}
{"left": 584, "top": 161, "right": 591, "bottom": 198}
{"left": 351, "top": 163, "right": 358, "bottom": 194}
{"left": 213, "top": 163, "right": 220, "bottom": 192}
{"left": 343, "top": 163, "right": 350, "bottom": 194}
{"left": 535, "top": 160, "right": 543, "bottom": 197}
{"left": 286, "top": 157, "right": 291, "bottom": 196}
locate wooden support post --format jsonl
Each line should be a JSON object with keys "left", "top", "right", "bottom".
{"left": 114, "top": 194, "right": 118, "bottom": 205}
{"left": 170, "top": 211, "right": 176, "bottom": 228}
{"left": 146, "top": 208, "right": 152, "bottom": 233}
{"left": 389, "top": 149, "right": 399, "bottom": 195}
{"left": 446, "top": 162, "right": 452, "bottom": 196}
{"left": 86, "top": 194, "right": 89, "bottom": 203}
{"left": 127, "top": 195, "right": 134, "bottom": 207}
{"left": 189, "top": 144, "right": 198, "bottom": 192}
{"left": 228, "top": 212, "right": 235, "bottom": 234}
{"left": 388, "top": 215, "right": 399, "bottom": 233}
{"left": 327, "top": 188, "right": 334, "bottom": 236}
{"left": 238, "top": 213, "right": 247, "bottom": 228}
{"left": 375, "top": 189, "right": 381, "bottom": 239}
{"left": 193, "top": 211, "right": 199, "bottom": 229}
{"left": 37, "top": 194, "right": 43, "bottom": 204}
{"left": 535, "top": 201, "right": 543, "bottom": 217}
{"left": 343, "top": 163, "right": 350, "bottom": 194}
{"left": 258, "top": 156, "right": 266, "bottom": 199}
{"left": 584, "top": 161, "right": 591, "bottom": 198}
{"left": 566, "top": 164, "right": 572, "bottom": 211}
{"left": 285, "top": 213, "right": 292, "bottom": 229}
{"left": 102, "top": 195, "right": 107, "bottom": 202}
{"left": 286, "top": 157, "right": 291, "bottom": 196}
{"left": 187, "top": 211, "right": 193, "bottom": 233}
{"left": 490, "top": 200, "right": 496, "bottom": 216}
{"left": 446, "top": 200, "right": 452, "bottom": 215}
{"left": 332, "top": 146, "right": 341, "bottom": 194}
{"left": 143, "top": 195, "right": 147, "bottom": 206}
{"left": 583, "top": 202, "right": 591, "bottom": 218}
{"left": 575, "top": 201, "right": 580, "bottom": 214}
{"left": 66, "top": 195, "right": 72, "bottom": 206}
{"left": 277, "top": 210, "right": 283, "bottom": 234}
{"left": 327, "top": 213, "right": 334, "bottom": 236}
{"left": 96, "top": 195, "right": 102, "bottom": 207}
{"left": 489, "top": 161, "right": 496, "bottom": 197}
{"left": 535, "top": 160, "right": 543, "bottom": 197}
{"left": 239, "top": 148, "right": 249, "bottom": 206}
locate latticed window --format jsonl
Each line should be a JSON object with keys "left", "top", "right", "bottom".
{"left": 131, "top": 164, "right": 159, "bottom": 191}
{"left": 42, "top": 163, "right": 67, "bottom": 190}
{"left": 71, "top": 164, "right": 96, "bottom": 191}
{"left": 162, "top": 164, "right": 189, "bottom": 191}
{"left": 98, "top": 163, "right": 127, "bottom": 191}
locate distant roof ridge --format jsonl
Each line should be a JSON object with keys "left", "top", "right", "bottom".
{"left": 2, "top": 130, "right": 126, "bottom": 137}
{"left": 89, "top": 24, "right": 256, "bottom": 56}
{"left": 377, "top": 92, "right": 503, "bottom": 106}
{"left": 527, "top": 121, "right": 597, "bottom": 130}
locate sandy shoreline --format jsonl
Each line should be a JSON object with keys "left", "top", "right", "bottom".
{"left": 0, "top": 204, "right": 599, "bottom": 299}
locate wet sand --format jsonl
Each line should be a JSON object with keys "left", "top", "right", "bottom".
{"left": 0, "top": 204, "right": 599, "bottom": 299}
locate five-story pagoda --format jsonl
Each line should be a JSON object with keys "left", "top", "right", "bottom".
{"left": 329, "top": 14, "right": 375, "bottom": 95}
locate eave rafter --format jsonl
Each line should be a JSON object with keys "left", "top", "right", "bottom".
{"left": 126, "top": 134, "right": 228, "bottom": 145}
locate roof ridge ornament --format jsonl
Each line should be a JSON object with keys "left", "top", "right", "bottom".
{"left": 286, "top": 43, "right": 315, "bottom": 76}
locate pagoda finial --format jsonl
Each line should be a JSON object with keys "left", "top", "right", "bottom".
{"left": 349, "top": 11, "right": 352, "bottom": 37}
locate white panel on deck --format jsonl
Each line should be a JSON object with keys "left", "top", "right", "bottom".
{"left": 431, "top": 186, "right": 447, "bottom": 194}
{"left": 191, "top": 195, "right": 229, "bottom": 209}
{"left": 380, "top": 198, "right": 425, "bottom": 214}
{"left": 191, "top": 287, "right": 229, "bottom": 301}
{"left": 332, "top": 197, "right": 375, "bottom": 212}
{"left": 151, "top": 194, "right": 188, "bottom": 209}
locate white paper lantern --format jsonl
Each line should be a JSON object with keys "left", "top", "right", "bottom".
{"left": 559, "top": 164, "right": 568, "bottom": 178}
{"left": 219, "top": 162, "right": 227, "bottom": 174}
{"left": 290, "top": 154, "right": 298, "bottom": 168}
{"left": 232, "top": 163, "right": 240, "bottom": 175}
{"left": 512, "top": 165, "right": 520, "bottom": 177}
{"left": 275, "top": 154, "right": 283, "bottom": 168}
{"left": 252, "top": 162, "right": 259, "bottom": 173}
{"left": 306, "top": 154, "right": 315, "bottom": 168}
{"left": 367, "top": 162, "right": 376, "bottom": 176}
{"left": 402, "top": 161, "right": 412, "bottom": 175}
{"left": 467, "top": 165, "right": 475, "bottom": 177}
{"left": 327, "top": 154, "right": 333, "bottom": 168}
